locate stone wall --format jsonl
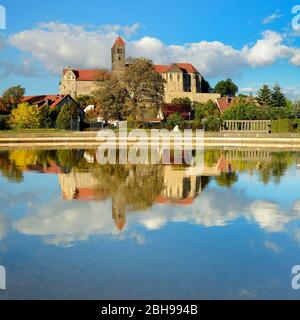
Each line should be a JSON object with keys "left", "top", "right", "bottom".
{"left": 164, "top": 92, "right": 221, "bottom": 104}
{"left": 61, "top": 80, "right": 98, "bottom": 97}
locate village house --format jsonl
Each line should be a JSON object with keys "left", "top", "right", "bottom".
{"left": 23, "top": 94, "right": 78, "bottom": 110}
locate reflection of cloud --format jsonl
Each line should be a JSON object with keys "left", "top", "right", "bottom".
{"left": 13, "top": 200, "right": 122, "bottom": 247}
{"left": 248, "top": 201, "right": 291, "bottom": 233}
{"left": 9, "top": 187, "right": 300, "bottom": 248}
{"left": 264, "top": 241, "right": 282, "bottom": 253}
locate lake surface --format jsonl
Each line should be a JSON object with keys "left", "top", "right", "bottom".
{"left": 0, "top": 147, "right": 300, "bottom": 299}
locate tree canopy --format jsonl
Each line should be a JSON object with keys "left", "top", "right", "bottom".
{"left": 8, "top": 103, "right": 42, "bottom": 129}
{"left": 125, "top": 58, "right": 165, "bottom": 120}
{"left": 214, "top": 79, "right": 239, "bottom": 97}
{"left": 0, "top": 85, "right": 25, "bottom": 112}
{"left": 171, "top": 97, "right": 192, "bottom": 106}
{"left": 94, "top": 77, "right": 129, "bottom": 121}
{"left": 256, "top": 84, "right": 272, "bottom": 107}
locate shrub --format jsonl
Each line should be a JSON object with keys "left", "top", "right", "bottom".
{"left": 0, "top": 115, "right": 9, "bottom": 130}
{"left": 8, "top": 103, "right": 43, "bottom": 129}
{"left": 194, "top": 100, "right": 220, "bottom": 119}
{"left": 56, "top": 104, "right": 79, "bottom": 130}
{"left": 271, "top": 119, "right": 300, "bottom": 133}
{"left": 204, "top": 117, "right": 221, "bottom": 131}
{"left": 166, "top": 112, "right": 184, "bottom": 129}
{"left": 222, "top": 100, "right": 269, "bottom": 120}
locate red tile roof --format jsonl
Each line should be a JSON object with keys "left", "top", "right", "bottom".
{"left": 63, "top": 69, "right": 101, "bottom": 81}
{"left": 175, "top": 63, "right": 199, "bottom": 73}
{"left": 154, "top": 65, "right": 170, "bottom": 73}
{"left": 216, "top": 97, "right": 236, "bottom": 113}
{"left": 23, "top": 94, "right": 72, "bottom": 109}
{"left": 113, "top": 36, "right": 126, "bottom": 47}
{"left": 154, "top": 63, "right": 199, "bottom": 74}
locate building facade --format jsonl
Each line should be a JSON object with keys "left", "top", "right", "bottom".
{"left": 60, "top": 36, "right": 220, "bottom": 103}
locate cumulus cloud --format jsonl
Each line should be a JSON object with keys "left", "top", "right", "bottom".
{"left": 242, "top": 31, "right": 292, "bottom": 67}
{"left": 262, "top": 11, "right": 282, "bottom": 25}
{"left": 8, "top": 22, "right": 300, "bottom": 79}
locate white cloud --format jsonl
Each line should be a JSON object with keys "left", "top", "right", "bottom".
{"left": 283, "top": 86, "right": 300, "bottom": 101}
{"left": 242, "top": 31, "right": 292, "bottom": 67}
{"left": 264, "top": 240, "right": 282, "bottom": 253}
{"left": 8, "top": 22, "right": 300, "bottom": 80}
{"left": 262, "top": 11, "right": 282, "bottom": 25}
{"left": 100, "top": 23, "right": 141, "bottom": 37}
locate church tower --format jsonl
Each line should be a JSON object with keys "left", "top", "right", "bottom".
{"left": 111, "top": 36, "right": 126, "bottom": 78}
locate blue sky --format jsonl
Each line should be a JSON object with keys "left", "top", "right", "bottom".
{"left": 1, "top": 0, "right": 300, "bottom": 98}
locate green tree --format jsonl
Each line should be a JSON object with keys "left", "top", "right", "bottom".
{"left": 56, "top": 104, "right": 79, "bottom": 130}
{"left": 8, "top": 103, "right": 42, "bottom": 129}
{"left": 94, "top": 77, "right": 129, "bottom": 121}
{"left": 271, "top": 84, "right": 287, "bottom": 108}
{"left": 221, "top": 99, "right": 268, "bottom": 120}
{"left": 166, "top": 112, "right": 184, "bottom": 129}
{"left": 76, "top": 95, "right": 96, "bottom": 110}
{"left": 214, "top": 79, "right": 239, "bottom": 97}
{"left": 256, "top": 84, "right": 272, "bottom": 107}
{"left": 194, "top": 100, "right": 220, "bottom": 119}
{"left": 125, "top": 58, "right": 165, "bottom": 120}
{"left": 171, "top": 97, "right": 192, "bottom": 106}
{"left": 0, "top": 85, "right": 25, "bottom": 111}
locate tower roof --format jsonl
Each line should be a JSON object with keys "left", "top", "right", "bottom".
{"left": 113, "top": 36, "right": 126, "bottom": 47}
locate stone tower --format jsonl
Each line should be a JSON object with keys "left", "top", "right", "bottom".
{"left": 111, "top": 36, "right": 126, "bottom": 78}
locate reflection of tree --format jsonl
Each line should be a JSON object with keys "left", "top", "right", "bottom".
{"left": 56, "top": 149, "right": 85, "bottom": 173}
{"left": 215, "top": 172, "right": 238, "bottom": 188}
{"left": 0, "top": 151, "right": 23, "bottom": 183}
{"left": 93, "top": 164, "right": 165, "bottom": 212}
{"left": 257, "top": 152, "right": 294, "bottom": 185}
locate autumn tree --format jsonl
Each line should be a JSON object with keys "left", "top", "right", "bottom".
{"left": 125, "top": 58, "right": 165, "bottom": 120}
{"left": 9, "top": 103, "right": 43, "bottom": 129}
{"left": 0, "top": 85, "right": 25, "bottom": 112}
{"left": 94, "top": 77, "right": 129, "bottom": 121}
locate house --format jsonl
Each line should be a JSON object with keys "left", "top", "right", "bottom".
{"left": 23, "top": 94, "right": 77, "bottom": 110}
{"left": 215, "top": 96, "right": 236, "bottom": 113}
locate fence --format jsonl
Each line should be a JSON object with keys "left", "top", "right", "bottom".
{"left": 222, "top": 120, "right": 271, "bottom": 133}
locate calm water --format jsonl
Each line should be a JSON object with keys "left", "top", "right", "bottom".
{"left": 0, "top": 147, "right": 300, "bottom": 300}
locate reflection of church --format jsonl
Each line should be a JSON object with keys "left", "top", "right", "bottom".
{"left": 57, "top": 156, "right": 228, "bottom": 232}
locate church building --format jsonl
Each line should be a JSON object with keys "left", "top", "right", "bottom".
{"left": 60, "top": 36, "right": 220, "bottom": 103}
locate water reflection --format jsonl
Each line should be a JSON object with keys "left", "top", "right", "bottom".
{"left": 0, "top": 148, "right": 300, "bottom": 245}
{"left": 1, "top": 147, "right": 300, "bottom": 299}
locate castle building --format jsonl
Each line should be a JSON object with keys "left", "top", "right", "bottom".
{"left": 60, "top": 36, "right": 220, "bottom": 103}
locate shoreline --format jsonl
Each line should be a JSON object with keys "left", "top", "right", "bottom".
{"left": 1, "top": 131, "right": 300, "bottom": 149}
